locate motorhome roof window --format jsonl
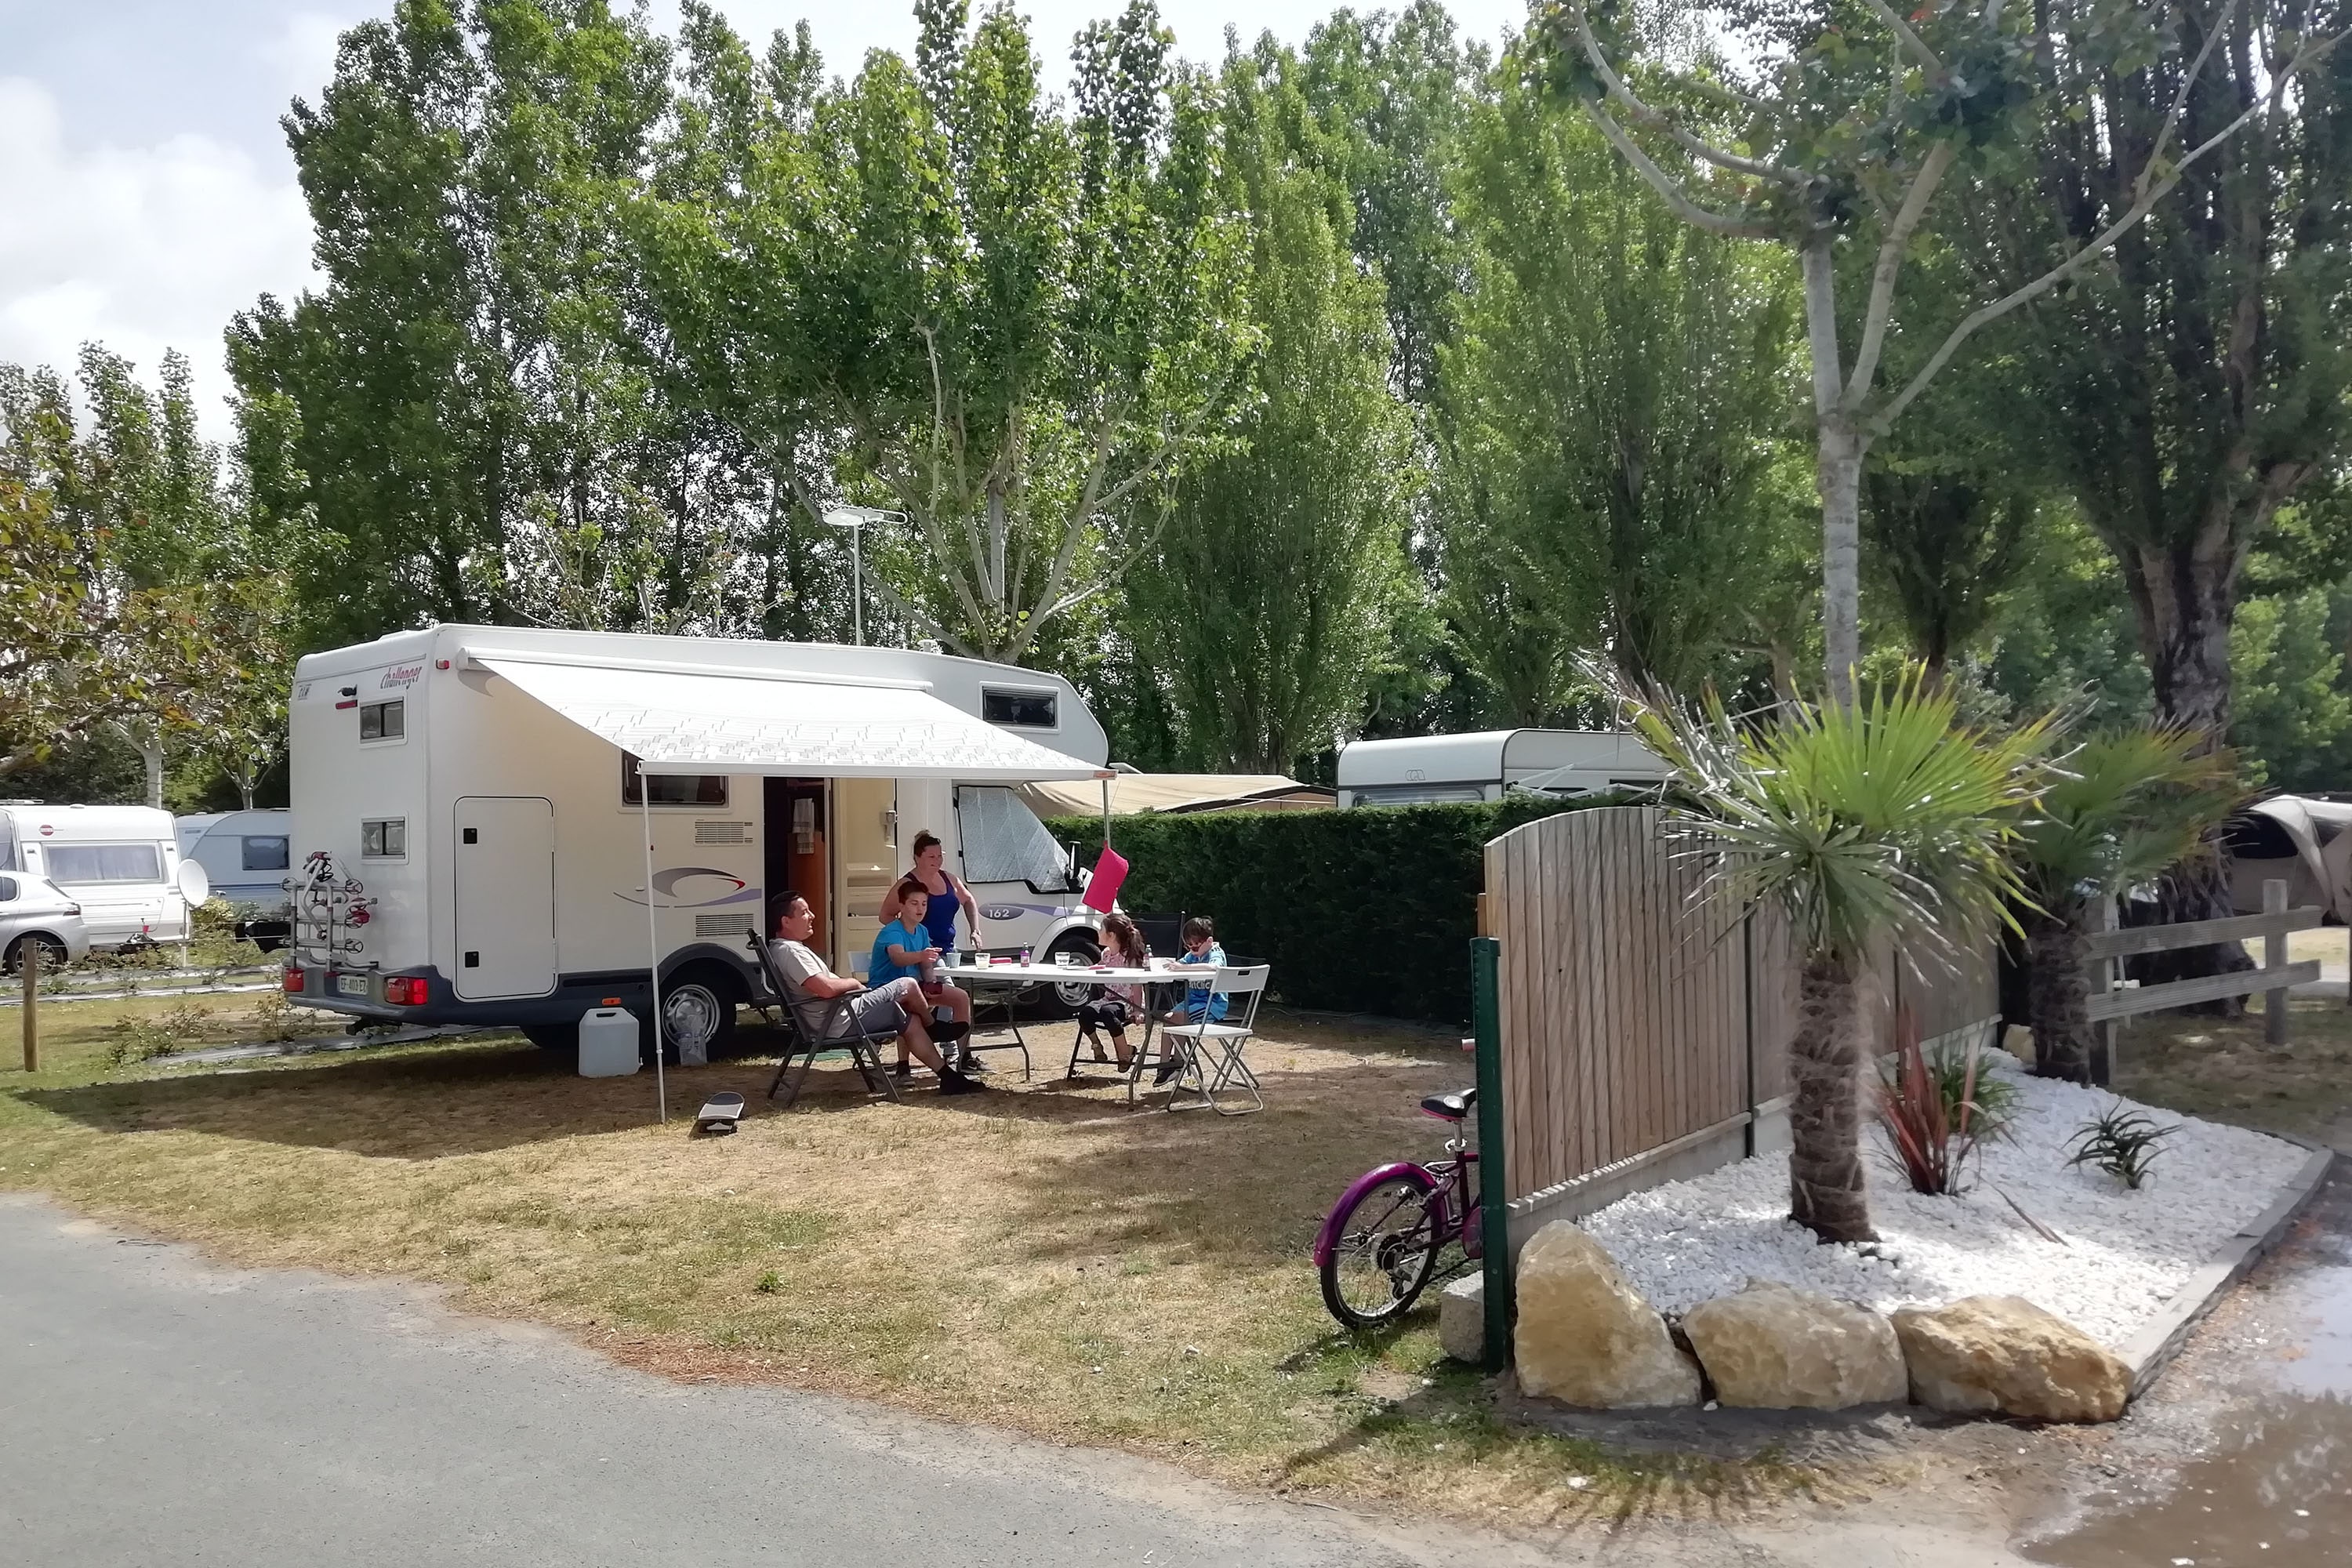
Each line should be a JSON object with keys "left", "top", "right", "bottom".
{"left": 982, "top": 688, "right": 1057, "bottom": 729}
{"left": 359, "top": 699, "right": 405, "bottom": 741}
{"left": 622, "top": 754, "right": 727, "bottom": 808}
{"left": 361, "top": 818, "right": 407, "bottom": 858}
{"left": 44, "top": 843, "right": 165, "bottom": 883}
{"left": 243, "top": 835, "right": 290, "bottom": 871}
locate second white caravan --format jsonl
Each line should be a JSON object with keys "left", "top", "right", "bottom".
{"left": 282, "top": 625, "right": 1114, "bottom": 1059}
{"left": 0, "top": 802, "right": 200, "bottom": 949}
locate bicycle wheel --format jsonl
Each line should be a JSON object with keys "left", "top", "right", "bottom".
{"left": 1319, "top": 1168, "right": 1443, "bottom": 1330}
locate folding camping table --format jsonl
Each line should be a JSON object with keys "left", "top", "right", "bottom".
{"left": 949, "top": 959, "right": 1218, "bottom": 1107}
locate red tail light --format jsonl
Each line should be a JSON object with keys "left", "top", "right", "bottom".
{"left": 384, "top": 975, "right": 427, "bottom": 1007}
{"left": 283, "top": 965, "right": 305, "bottom": 995}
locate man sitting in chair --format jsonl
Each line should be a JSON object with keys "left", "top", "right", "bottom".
{"left": 768, "top": 893, "right": 984, "bottom": 1097}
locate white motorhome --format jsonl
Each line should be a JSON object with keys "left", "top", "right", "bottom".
{"left": 283, "top": 625, "right": 1113, "bottom": 1058}
{"left": 1335, "top": 729, "right": 1668, "bottom": 808}
{"left": 0, "top": 803, "right": 198, "bottom": 949}
{"left": 177, "top": 808, "right": 295, "bottom": 947}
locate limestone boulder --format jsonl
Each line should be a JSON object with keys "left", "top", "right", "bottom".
{"left": 1891, "top": 1295, "right": 2132, "bottom": 1423}
{"left": 1513, "top": 1221, "right": 1701, "bottom": 1408}
{"left": 1439, "top": 1273, "right": 1484, "bottom": 1364}
{"left": 1682, "top": 1279, "right": 1907, "bottom": 1410}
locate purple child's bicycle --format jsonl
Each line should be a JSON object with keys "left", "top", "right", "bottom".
{"left": 1312, "top": 1086, "right": 1483, "bottom": 1330}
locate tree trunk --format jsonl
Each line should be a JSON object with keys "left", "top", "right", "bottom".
{"left": 1788, "top": 951, "right": 1875, "bottom": 1243}
{"left": 2115, "top": 532, "right": 2238, "bottom": 744}
{"left": 2110, "top": 530, "right": 2256, "bottom": 994}
{"left": 140, "top": 735, "right": 163, "bottom": 811}
{"left": 2023, "top": 906, "right": 2094, "bottom": 1083}
{"left": 1816, "top": 425, "right": 1864, "bottom": 708}
{"left": 1801, "top": 238, "right": 1865, "bottom": 708}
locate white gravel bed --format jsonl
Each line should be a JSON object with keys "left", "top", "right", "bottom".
{"left": 1578, "top": 1058, "right": 2308, "bottom": 1346}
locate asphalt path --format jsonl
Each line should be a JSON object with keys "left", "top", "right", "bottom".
{"left": 0, "top": 1196, "right": 1432, "bottom": 1568}
{"left": 0, "top": 1193, "right": 2057, "bottom": 1568}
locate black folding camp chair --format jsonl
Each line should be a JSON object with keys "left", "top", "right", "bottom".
{"left": 747, "top": 929, "right": 902, "bottom": 1109}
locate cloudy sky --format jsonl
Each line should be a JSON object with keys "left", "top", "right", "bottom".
{"left": 0, "top": 0, "right": 1526, "bottom": 437}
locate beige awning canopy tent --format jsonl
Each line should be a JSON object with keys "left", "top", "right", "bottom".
{"left": 1014, "top": 773, "right": 1331, "bottom": 819}
{"left": 2231, "top": 795, "right": 2352, "bottom": 922}
{"left": 473, "top": 651, "right": 1109, "bottom": 781}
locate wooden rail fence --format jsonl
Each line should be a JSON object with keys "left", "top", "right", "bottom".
{"left": 2084, "top": 877, "right": 2320, "bottom": 1080}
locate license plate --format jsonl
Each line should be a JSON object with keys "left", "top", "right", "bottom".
{"left": 335, "top": 974, "right": 371, "bottom": 998}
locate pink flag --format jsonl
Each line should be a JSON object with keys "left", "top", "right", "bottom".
{"left": 1083, "top": 845, "right": 1129, "bottom": 913}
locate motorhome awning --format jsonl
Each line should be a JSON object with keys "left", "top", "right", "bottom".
{"left": 472, "top": 653, "right": 1109, "bottom": 781}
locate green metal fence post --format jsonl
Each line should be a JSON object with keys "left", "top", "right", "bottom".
{"left": 1471, "top": 935, "right": 1511, "bottom": 1373}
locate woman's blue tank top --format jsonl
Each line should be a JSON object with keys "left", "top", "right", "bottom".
{"left": 917, "top": 872, "right": 960, "bottom": 953}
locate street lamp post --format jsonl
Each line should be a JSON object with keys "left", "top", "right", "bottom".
{"left": 822, "top": 506, "right": 904, "bottom": 647}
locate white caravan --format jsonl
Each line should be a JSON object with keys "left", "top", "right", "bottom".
{"left": 0, "top": 803, "right": 201, "bottom": 949}
{"left": 1335, "top": 729, "right": 1668, "bottom": 808}
{"left": 282, "top": 625, "right": 1113, "bottom": 1058}
{"left": 177, "top": 808, "right": 295, "bottom": 947}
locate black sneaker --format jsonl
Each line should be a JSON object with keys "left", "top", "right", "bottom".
{"left": 1153, "top": 1054, "right": 1184, "bottom": 1086}
{"left": 960, "top": 1051, "right": 992, "bottom": 1074}
{"left": 891, "top": 1061, "right": 913, "bottom": 1080}
{"left": 938, "top": 1069, "right": 985, "bottom": 1096}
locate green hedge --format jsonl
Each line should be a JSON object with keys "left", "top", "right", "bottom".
{"left": 1046, "top": 794, "right": 1629, "bottom": 1025}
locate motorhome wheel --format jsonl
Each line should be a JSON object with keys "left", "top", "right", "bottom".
{"left": 660, "top": 972, "right": 737, "bottom": 1063}
{"left": 1042, "top": 931, "right": 1103, "bottom": 1014}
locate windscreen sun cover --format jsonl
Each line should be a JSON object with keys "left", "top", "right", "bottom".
{"left": 474, "top": 655, "right": 1105, "bottom": 781}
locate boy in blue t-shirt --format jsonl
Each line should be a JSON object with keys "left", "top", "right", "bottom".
{"left": 869, "top": 880, "right": 976, "bottom": 1073}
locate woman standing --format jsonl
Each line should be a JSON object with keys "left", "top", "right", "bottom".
{"left": 880, "top": 830, "right": 980, "bottom": 1063}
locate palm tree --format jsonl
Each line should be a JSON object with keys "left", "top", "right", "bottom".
{"left": 1635, "top": 669, "right": 2050, "bottom": 1244}
{"left": 2009, "top": 731, "right": 2241, "bottom": 1084}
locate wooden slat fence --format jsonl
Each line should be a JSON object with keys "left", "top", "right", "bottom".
{"left": 1483, "top": 806, "right": 1998, "bottom": 1238}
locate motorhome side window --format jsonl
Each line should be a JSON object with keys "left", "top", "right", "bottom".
{"left": 621, "top": 754, "right": 727, "bottom": 808}
{"left": 981, "top": 688, "right": 1056, "bottom": 729}
{"left": 242, "top": 836, "right": 290, "bottom": 871}
{"left": 361, "top": 818, "right": 407, "bottom": 858}
{"left": 359, "top": 699, "right": 405, "bottom": 741}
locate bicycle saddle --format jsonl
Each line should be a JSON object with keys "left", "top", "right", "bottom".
{"left": 1418, "top": 1088, "right": 1475, "bottom": 1121}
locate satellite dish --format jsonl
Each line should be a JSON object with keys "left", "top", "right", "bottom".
{"left": 176, "top": 858, "right": 211, "bottom": 907}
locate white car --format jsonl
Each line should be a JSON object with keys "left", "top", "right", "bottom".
{"left": 0, "top": 872, "right": 91, "bottom": 971}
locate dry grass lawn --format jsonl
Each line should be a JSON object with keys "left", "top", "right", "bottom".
{"left": 2114, "top": 994, "right": 2352, "bottom": 1153}
{"left": 0, "top": 989, "right": 1805, "bottom": 1526}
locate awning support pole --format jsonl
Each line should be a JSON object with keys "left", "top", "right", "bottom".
{"left": 1101, "top": 775, "right": 1111, "bottom": 849}
{"left": 641, "top": 779, "right": 667, "bottom": 1123}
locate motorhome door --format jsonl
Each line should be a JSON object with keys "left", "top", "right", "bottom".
{"left": 831, "top": 778, "right": 895, "bottom": 973}
{"left": 452, "top": 796, "right": 557, "bottom": 998}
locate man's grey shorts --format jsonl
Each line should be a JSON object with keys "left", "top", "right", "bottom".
{"left": 828, "top": 983, "right": 909, "bottom": 1039}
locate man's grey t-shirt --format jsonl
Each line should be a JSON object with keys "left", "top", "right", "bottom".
{"left": 768, "top": 938, "right": 837, "bottom": 1037}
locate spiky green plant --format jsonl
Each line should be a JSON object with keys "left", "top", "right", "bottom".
{"left": 2066, "top": 1102, "right": 2178, "bottom": 1190}
{"left": 2010, "top": 730, "right": 2242, "bottom": 1083}
{"left": 1634, "top": 666, "right": 2055, "bottom": 1243}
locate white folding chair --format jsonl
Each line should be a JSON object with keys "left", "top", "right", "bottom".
{"left": 1156, "top": 964, "right": 1269, "bottom": 1116}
